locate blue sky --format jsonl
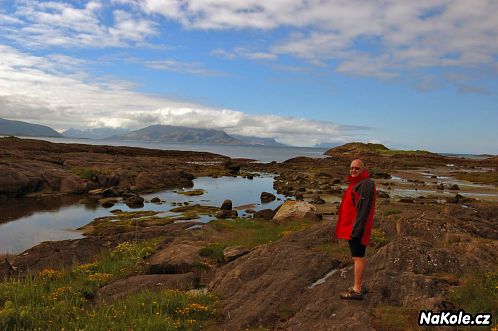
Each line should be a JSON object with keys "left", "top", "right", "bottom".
{"left": 0, "top": 0, "right": 497, "bottom": 154}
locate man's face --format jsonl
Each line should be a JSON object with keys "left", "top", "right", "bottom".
{"left": 350, "top": 160, "right": 364, "bottom": 178}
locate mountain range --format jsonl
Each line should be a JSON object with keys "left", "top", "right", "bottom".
{"left": 0, "top": 118, "right": 288, "bottom": 146}
{"left": 0, "top": 118, "right": 63, "bottom": 137}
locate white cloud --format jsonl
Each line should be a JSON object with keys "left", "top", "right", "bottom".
{"left": 137, "top": 0, "right": 498, "bottom": 80}
{"left": 1, "top": 1, "right": 158, "bottom": 48}
{"left": 0, "top": 45, "right": 367, "bottom": 146}
{"left": 144, "top": 59, "right": 224, "bottom": 76}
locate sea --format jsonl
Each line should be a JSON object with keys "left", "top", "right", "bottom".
{"left": 15, "top": 136, "right": 330, "bottom": 163}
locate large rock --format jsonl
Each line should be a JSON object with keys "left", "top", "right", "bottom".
{"left": 260, "top": 192, "right": 276, "bottom": 203}
{"left": 125, "top": 194, "right": 145, "bottom": 208}
{"left": 272, "top": 200, "right": 318, "bottom": 223}
{"left": 96, "top": 273, "right": 198, "bottom": 303}
{"left": 220, "top": 199, "right": 233, "bottom": 210}
{"left": 0, "top": 166, "right": 33, "bottom": 195}
{"left": 253, "top": 209, "right": 275, "bottom": 220}
{"left": 215, "top": 210, "right": 238, "bottom": 219}
{"left": 146, "top": 243, "right": 202, "bottom": 274}
{"left": 223, "top": 246, "right": 251, "bottom": 263}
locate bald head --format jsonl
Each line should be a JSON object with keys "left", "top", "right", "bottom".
{"left": 350, "top": 159, "right": 365, "bottom": 177}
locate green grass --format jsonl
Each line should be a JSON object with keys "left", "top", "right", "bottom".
{"left": 210, "top": 218, "right": 314, "bottom": 248}
{"left": 383, "top": 208, "right": 402, "bottom": 217}
{"left": 370, "top": 228, "right": 390, "bottom": 248}
{"left": 372, "top": 305, "right": 421, "bottom": 331}
{"left": 454, "top": 172, "right": 498, "bottom": 186}
{"left": 449, "top": 270, "right": 498, "bottom": 316}
{"left": 70, "top": 167, "right": 101, "bottom": 180}
{"left": 198, "top": 218, "right": 315, "bottom": 263}
{"left": 0, "top": 240, "right": 218, "bottom": 330}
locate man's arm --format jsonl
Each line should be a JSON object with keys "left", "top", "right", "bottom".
{"left": 350, "top": 179, "right": 375, "bottom": 241}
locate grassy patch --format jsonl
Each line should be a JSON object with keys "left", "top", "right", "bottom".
{"left": 370, "top": 228, "right": 390, "bottom": 248}
{"left": 449, "top": 270, "right": 498, "bottom": 316}
{"left": 312, "top": 243, "right": 350, "bottom": 262}
{"left": 198, "top": 244, "right": 226, "bottom": 263}
{"left": 0, "top": 240, "right": 218, "bottom": 330}
{"left": 372, "top": 305, "right": 421, "bottom": 331}
{"left": 383, "top": 208, "right": 402, "bottom": 217}
{"left": 177, "top": 189, "right": 205, "bottom": 196}
{"left": 70, "top": 167, "right": 101, "bottom": 180}
{"left": 209, "top": 218, "right": 314, "bottom": 249}
{"left": 454, "top": 172, "right": 498, "bottom": 186}
{"left": 170, "top": 204, "right": 218, "bottom": 215}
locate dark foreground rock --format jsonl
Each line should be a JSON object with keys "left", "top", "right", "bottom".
{"left": 96, "top": 273, "right": 198, "bottom": 303}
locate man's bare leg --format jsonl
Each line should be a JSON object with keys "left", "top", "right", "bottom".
{"left": 353, "top": 257, "right": 366, "bottom": 293}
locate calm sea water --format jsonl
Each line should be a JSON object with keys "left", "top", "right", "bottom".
{"left": 20, "top": 136, "right": 329, "bottom": 163}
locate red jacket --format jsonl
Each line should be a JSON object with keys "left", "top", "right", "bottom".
{"left": 335, "top": 170, "right": 376, "bottom": 246}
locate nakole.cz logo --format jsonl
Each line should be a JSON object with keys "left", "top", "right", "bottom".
{"left": 419, "top": 310, "right": 492, "bottom": 326}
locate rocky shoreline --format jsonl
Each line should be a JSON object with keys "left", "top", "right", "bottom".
{"left": 1, "top": 138, "right": 497, "bottom": 330}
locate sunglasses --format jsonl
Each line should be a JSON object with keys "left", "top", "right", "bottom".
{"left": 350, "top": 167, "right": 361, "bottom": 170}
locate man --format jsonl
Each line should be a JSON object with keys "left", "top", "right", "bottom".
{"left": 335, "top": 159, "right": 376, "bottom": 300}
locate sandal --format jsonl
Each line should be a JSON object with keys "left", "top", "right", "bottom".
{"left": 340, "top": 289, "right": 364, "bottom": 300}
{"left": 347, "top": 285, "right": 368, "bottom": 294}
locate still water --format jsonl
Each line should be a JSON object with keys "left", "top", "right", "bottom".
{"left": 23, "top": 136, "right": 329, "bottom": 163}
{"left": 0, "top": 175, "right": 285, "bottom": 254}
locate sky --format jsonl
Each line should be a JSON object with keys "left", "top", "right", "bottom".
{"left": 0, "top": 0, "right": 497, "bottom": 154}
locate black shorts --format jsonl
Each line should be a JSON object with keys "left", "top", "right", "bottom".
{"left": 348, "top": 239, "right": 366, "bottom": 257}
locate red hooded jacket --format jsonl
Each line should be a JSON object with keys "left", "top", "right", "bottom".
{"left": 335, "top": 170, "right": 376, "bottom": 246}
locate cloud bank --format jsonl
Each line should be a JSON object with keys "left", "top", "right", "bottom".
{"left": 0, "top": 45, "right": 365, "bottom": 146}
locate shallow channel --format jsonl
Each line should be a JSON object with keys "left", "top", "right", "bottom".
{"left": 0, "top": 174, "right": 285, "bottom": 254}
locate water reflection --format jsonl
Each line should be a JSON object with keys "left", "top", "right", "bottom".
{"left": 0, "top": 175, "right": 285, "bottom": 254}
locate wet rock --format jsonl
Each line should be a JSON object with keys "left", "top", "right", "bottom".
{"left": 272, "top": 200, "right": 318, "bottom": 223}
{"left": 88, "top": 188, "right": 104, "bottom": 195}
{"left": 99, "top": 198, "right": 119, "bottom": 208}
{"left": 215, "top": 210, "right": 238, "bottom": 219}
{"left": 310, "top": 195, "right": 325, "bottom": 204}
{"left": 146, "top": 243, "right": 202, "bottom": 274}
{"left": 260, "top": 192, "right": 276, "bottom": 203}
{"left": 449, "top": 184, "right": 460, "bottom": 190}
{"left": 377, "top": 190, "right": 390, "bottom": 198}
{"left": 223, "top": 246, "right": 251, "bottom": 263}
{"left": 151, "top": 197, "right": 161, "bottom": 203}
{"left": 253, "top": 209, "right": 275, "bottom": 220}
{"left": 220, "top": 199, "right": 233, "bottom": 210}
{"left": 224, "top": 160, "right": 242, "bottom": 174}
{"left": 447, "top": 194, "right": 465, "bottom": 204}
{"left": 398, "top": 198, "right": 414, "bottom": 203}
{"left": 96, "top": 273, "right": 198, "bottom": 303}
{"left": 373, "top": 172, "right": 392, "bottom": 179}
{"left": 102, "top": 188, "right": 119, "bottom": 197}
{"left": 125, "top": 195, "right": 145, "bottom": 208}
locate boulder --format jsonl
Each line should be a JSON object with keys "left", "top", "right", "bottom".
{"left": 220, "top": 199, "right": 233, "bottom": 210}
{"left": 310, "top": 195, "right": 325, "bottom": 204}
{"left": 223, "top": 246, "right": 251, "bottom": 263}
{"left": 125, "top": 195, "right": 144, "bottom": 208}
{"left": 102, "top": 188, "right": 119, "bottom": 197}
{"left": 260, "top": 192, "right": 276, "bottom": 203}
{"left": 151, "top": 197, "right": 161, "bottom": 203}
{"left": 449, "top": 184, "right": 460, "bottom": 191}
{"left": 253, "top": 209, "right": 275, "bottom": 220}
{"left": 146, "top": 243, "right": 202, "bottom": 274}
{"left": 215, "top": 210, "right": 238, "bottom": 219}
{"left": 272, "top": 200, "right": 318, "bottom": 223}
{"left": 96, "top": 273, "right": 198, "bottom": 303}
{"left": 0, "top": 167, "right": 31, "bottom": 195}
{"left": 377, "top": 190, "right": 390, "bottom": 198}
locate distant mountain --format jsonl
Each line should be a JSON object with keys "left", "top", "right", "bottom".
{"left": 230, "top": 134, "right": 288, "bottom": 147}
{"left": 111, "top": 125, "right": 243, "bottom": 145}
{"left": 62, "top": 127, "right": 130, "bottom": 140}
{"left": 0, "top": 118, "right": 63, "bottom": 138}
